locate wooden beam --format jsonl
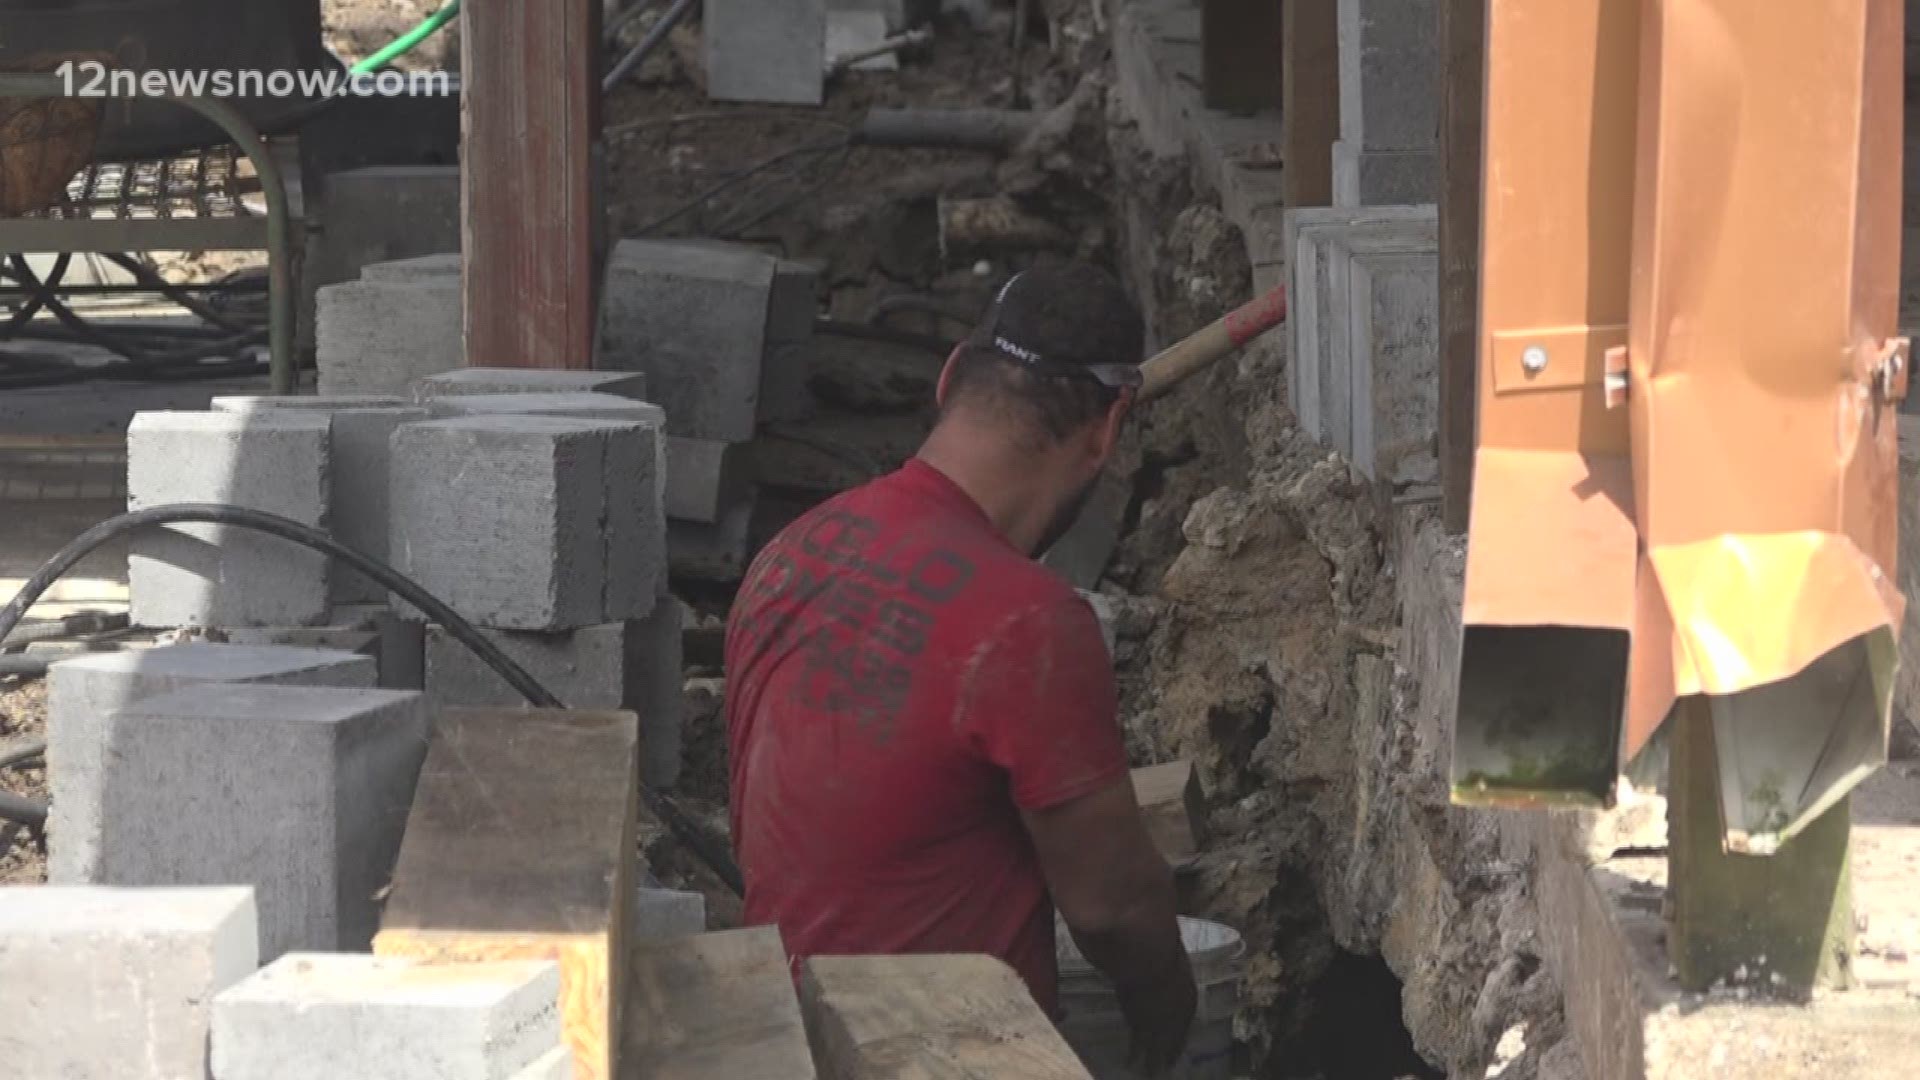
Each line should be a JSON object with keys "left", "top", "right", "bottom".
{"left": 1282, "top": 0, "right": 1340, "bottom": 209}
{"left": 800, "top": 954, "right": 1093, "bottom": 1078}
{"left": 1132, "top": 761, "right": 1206, "bottom": 867}
{"left": 625, "top": 927, "right": 819, "bottom": 1079}
{"left": 374, "top": 709, "right": 640, "bottom": 1080}
{"left": 1436, "top": 0, "right": 1485, "bottom": 534}
{"left": 460, "top": 0, "right": 603, "bottom": 369}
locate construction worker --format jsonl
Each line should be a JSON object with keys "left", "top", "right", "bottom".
{"left": 725, "top": 261, "right": 1197, "bottom": 1071}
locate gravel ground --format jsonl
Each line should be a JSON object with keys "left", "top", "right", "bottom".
{"left": 0, "top": 678, "right": 49, "bottom": 886}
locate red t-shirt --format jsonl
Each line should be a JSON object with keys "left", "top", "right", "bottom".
{"left": 723, "top": 458, "right": 1129, "bottom": 1015}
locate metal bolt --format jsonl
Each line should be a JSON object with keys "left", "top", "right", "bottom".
{"left": 1522, "top": 346, "right": 1549, "bottom": 374}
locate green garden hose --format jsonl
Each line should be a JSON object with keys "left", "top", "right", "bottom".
{"left": 350, "top": 0, "right": 463, "bottom": 76}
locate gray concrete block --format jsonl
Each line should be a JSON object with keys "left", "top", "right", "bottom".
{"left": 1323, "top": 226, "right": 1439, "bottom": 480}
{"left": 597, "top": 239, "right": 773, "bottom": 442}
{"left": 300, "top": 167, "right": 459, "bottom": 357}
{"left": 96, "top": 684, "right": 430, "bottom": 961}
{"left": 633, "top": 886, "right": 706, "bottom": 942}
{"left": 667, "top": 496, "right": 756, "bottom": 583}
{"left": 47, "top": 643, "right": 379, "bottom": 884}
{"left": 359, "top": 252, "right": 461, "bottom": 282}
{"left": 1332, "top": 141, "right": 1439, "bottom": 208}
{"left": 211, "top": 397, "right": 429, "bottom": 603}
{"left": 413, "top": 367, "right": 649, "bottom": 404}
{"left": 664, "top": 436, "right": 752, "bottom": 524}
{"left": 828, "top": 0, "right": 938, "bottom": 31}
{"left": 706, "top": 0, "right": 827, "bottom": 105}
{"left": 390, "top": 415, "right": 658, "bottom": 630}
{"left": 211, "top": 953, "right": 563, "bottom": 1080}
{"left": 422, "top": 598, "right": 683, "bottom": 791}
{"left": 317, "top": 277, "right": 464, "bottom": 396}
{"left": 128, "top": 410, "right": 334, "bottom": 630}
{"left": 424, "top": 391, "right": 665, "bottom": 427}
{"left": 769, "top": 262, "right": 818, "bottom": 343}
{"left": 0, "top": 886, "right": 259, "bottom": 1080}
{"left": 828, "top": 9, "right": 898, "bottom": 71}
{"left": 511, "top": 1047, "right": 575, "bottom": 1080}
{"left": 1337, "top": 0, "right": 1438, "bottom": 152}
{"left": 1895, "top": 417, "right": 1920, "bottom": 747}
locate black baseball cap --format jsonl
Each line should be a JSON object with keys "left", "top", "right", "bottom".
{"left": 966, "top": 262, "right": 1146, "bottom": 391}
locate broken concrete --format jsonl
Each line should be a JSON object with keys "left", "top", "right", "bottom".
{"left": 211, "top": 954, "right": 564, "bottom": 1080}
{"left": 0, "top": 886, "right": 259, "bottom": 1080}
{"left": 413, "top": 367, "right": 649, "bottom": 403}
{"left": 47, "top": 643, "right": 377, "bottom": 884}
{"left": 390, "top": 415, "right": 659, "bottom": 630}
{"left": 127, "top": 410, "right": 334, "bottom": 629}
{"left": 210, "top": 397, "right": 428, "bottom": 603}
{"left": 95, "top": 684, "right": 429, "bottom": 961}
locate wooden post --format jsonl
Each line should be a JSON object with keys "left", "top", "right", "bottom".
{"left": 1436, "top": 0, "right": 1483, "bottom": 535}
{"left": 1281, "top": 0, "right": 1340, "bottom": 209}
{"left": 1667, "top": 700, "right": 1855, "bottom": 995}
{"left": 460, "top": 0, "right": 604, "bottom": 370}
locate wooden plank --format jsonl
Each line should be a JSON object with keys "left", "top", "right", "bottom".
{"left": 800, "top": 954, "right": 1093, "bottom": 1079}
{"left": 624, "top": 926, "right": 818, "bottom": 1080}
{"left": 375, "top": 708, "right": 640, "bottom": 1080}
{"left": 460, "top": 0, "right": 602, "bottom": 370}
{"left": 1436, "top": 0, "right": 1485, "bottom": 534}
{"left": 1132, "top": 761, "right": 1206, "bottom": 866}
{"left": 1282, "top": 0, "right": 1340, "bottom": 209}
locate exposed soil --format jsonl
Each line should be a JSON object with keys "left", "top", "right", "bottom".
{"left": 0, "top": 678, "right": 49, "bottom": 886}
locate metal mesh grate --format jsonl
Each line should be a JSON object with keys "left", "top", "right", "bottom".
{"left": 24, "top": 145, "right": 259, "bottom": 222}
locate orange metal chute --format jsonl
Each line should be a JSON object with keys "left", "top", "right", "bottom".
{"left": 1456, "top": 0, "right": 1906, "bottom": 850}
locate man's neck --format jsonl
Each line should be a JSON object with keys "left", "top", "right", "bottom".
{"left": 916, "top": 423, "right": 1061, "bottom": 557}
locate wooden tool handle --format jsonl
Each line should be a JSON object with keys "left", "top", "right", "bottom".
{"left": 1138, "top": 283, "right": 1289, "bottom": 401}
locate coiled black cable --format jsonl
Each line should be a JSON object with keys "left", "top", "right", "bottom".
{"left": 0, "top": 504, "right": 744, "bottom": 894}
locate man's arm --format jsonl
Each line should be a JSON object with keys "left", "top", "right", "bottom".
{"left": 1024, "top": 781, "right": 1196, "bottom": 1073}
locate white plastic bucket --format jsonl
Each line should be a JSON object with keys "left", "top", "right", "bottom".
{"left": 1055, "top": 916, "right": 1245, "bottom": 1080}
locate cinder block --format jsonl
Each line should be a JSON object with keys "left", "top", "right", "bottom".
{"left": 667, "top": 496, "right": 755, "bottom": 583}
{"left": 211, "top": 953, "right": 563, "bottom": 1080}
{"left": 664, "top": 436, "right": 752, "bottom": 524}
{"left": 1337, "top": 0, "right": 1438, "bottom": 153}
{"left": 96, "top": 684, "right": 430, "bottom": 961}
{"left": 1323, "top": 227, "right": 1439, "bottom": 480}
{"left": 1331, "top": 141, "right": 1439, "bottom": 207}
{"left": 413, "top": 367, "right": 649, "bottom": 404}
{"left": 211, "top": 397, "right": 429, "bottom": 603}
{"left": 128, "top": 410, "right": 333, "bottom": 629}
{"left": 390, "top": 415, "right": 659, "bottom": 631}
{"left": 360, "top": 252, "right": 461, "bottom": 282}
{"left": 514, "top": 1048, "right": 575, "bottom": 1080}
{"left": 47, "top": 643, "right": 378, "bottom": 884}
{"left": 423, "top": 597, "right": 682, "bottom": 791}
{"left": 425, "top": 391, "right": 665, "bottom": 428}
{"left": 633, "top": 887, "right": 705, "bottom": 942}
{"left": 317, "top": 277, "right": 463, "bottom": 396}
{"left": 0, "top": 886, "right": 259, "bottom": 1080}
{"left": 300, "top": 167, "right": 459, "bottom": 356}
{"left": 597, "top": 239, "right": 774, "bottom": 442}
{"left": 705, "top": 0, "right": 826, "bottom": 105}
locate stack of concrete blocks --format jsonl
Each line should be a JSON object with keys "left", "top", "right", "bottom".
{"left": 706, "top": 0, "right": 828, "bottom": 105}
{"left": 390, "top": 386, "right": 683, "bottom": 790}
{"left": 46, "top": 643, "right": 378, "bottom": 884}
{"left": 0, "top": 886, "right": 260, "bottom": 1080}
{"left": 1333, "top": 0, "right": 1439, "bottom": 207}
{"left": 211, "top": 954, "right": 572, "bottom": 1080}
{"left": 317, "top": 253, "right": 463, "bottom": 396}
{"left": 597, "top": 239, "right": 820, "bottom": 584}
{"left": 1285, "top": 205, "right": 1441, "bottom": 483}
{"left": 88, "top": 682, "right": 429, "bottom": 962}
{"left": 300, "top": 167, "right": 460, "bottom": 360}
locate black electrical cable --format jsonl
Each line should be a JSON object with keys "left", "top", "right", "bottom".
{"left": 99, "top": 253, "right": 251, "bottom": 335}
{"left": 0, "top": 505, "right": 745, "bottom": 894}
{"left": 0, "top": 252, "right": 67, "bottom": 333}
{"left": 0, "top": 740, "right": 45, "bottom": 771}
{"left": 635, "top": 135, "right": 851, "bottom": 236}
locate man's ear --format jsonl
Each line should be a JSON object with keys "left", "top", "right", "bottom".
{"left": 1089, "top": 389, "right": 1133, "bottom": 463}
{"left": 935, "top": 346, "right": 964, "bottom": 407}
